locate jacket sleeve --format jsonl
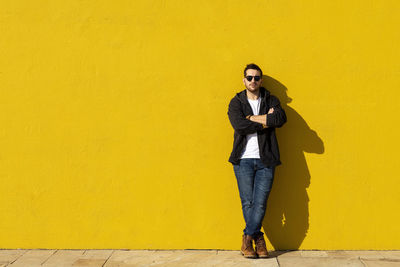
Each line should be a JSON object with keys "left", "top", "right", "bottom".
{"left": 266, "top": 96, "right": 287, "bottom": 128}
{"left": 228, "top": 98, "right": 263, "bottom": 135}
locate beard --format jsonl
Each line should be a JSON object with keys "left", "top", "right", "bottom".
{"left": 246, "top": 83, "right": 260, "bottom": 91}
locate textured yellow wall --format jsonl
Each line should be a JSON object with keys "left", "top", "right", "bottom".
{"left": 1, "top": 0, "right": 399, "bottom": 250}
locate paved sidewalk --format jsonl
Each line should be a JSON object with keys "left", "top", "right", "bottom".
{"left": 1, "top": 249, "right": 400, "bottom": 266}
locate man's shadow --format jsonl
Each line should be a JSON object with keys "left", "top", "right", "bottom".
{"left": 261, "top": 76, "right": 324, "bottom": 250}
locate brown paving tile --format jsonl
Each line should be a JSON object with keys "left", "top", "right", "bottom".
{"left": 72, "top": 259, "right": 108, "bottom": 267}
{"left": 213, "top": 251, "right": 279, "bottom": 266}
{"left": 103, "top": 250, "right": 159, "bottom": 266}
{"left": 362, "top": 259, "right": 400, "bottom": 267}
{"left": 8, "top": 250, "right": 56, "bottom": 267}
{"left": 105, "top": 250, "right": 278, "bottom": 267}
{"left": 42, "top": 250, "right": 85, "bottom": 266}
{"left": 186, "top": 250, "right": 278, "bottom": 267}
{"left": 278, "top": 256, "right": 364, "bottom": 267}
{"left": 276, "top": 250, "right": 303, "bottom": 257}
{"left": 268, "top": 250, "right": 292, "bottom": 258}
{"left": 0, "top": 250, "right": 27, "bottom": 265}
{"left": 137, "top": 250, "right": 197, "bottom": 265}
{"left": 71, "top": 250, "right": 114, "bottom": 267}
{"left": 80, "top": 250, "right": 114, "bottom": 259}
{"left": 324, "top": 250, "right": 389, "bottom": 260}
{"left": 160, "top": 250, "right": 277, "bottom": 267}
{"left": 300, "top": 251, "right": 329, "bottom": 257}
{"left": 344, "top": 250, "right": 386, "bottom": 260}
{"left": 325, "top": 250, "right": 352, "bottom": 258}
{"left": 379, "top": 251, "right": 400, "bottom": 260}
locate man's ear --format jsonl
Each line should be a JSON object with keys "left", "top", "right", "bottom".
{"left": 243, "top": 78, "right": 246, "bottom": 85}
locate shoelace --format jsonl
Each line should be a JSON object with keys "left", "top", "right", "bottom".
{"left": 243, "top": 236, "right": 253, "bottom": 250}
{"left": 255, "top": 236, "right": 266, "bottom": 246}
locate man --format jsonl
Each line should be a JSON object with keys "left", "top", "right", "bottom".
{"left": 227, "top": 63, "right": 287, "bottom": 258}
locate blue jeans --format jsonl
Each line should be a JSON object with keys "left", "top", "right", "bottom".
{"left": 233, "top": 158, "right": 275, "bottom": 237}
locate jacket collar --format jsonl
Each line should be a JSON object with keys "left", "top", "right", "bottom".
{"left": 236, "top": 87, "right": 270, "bottom": 104}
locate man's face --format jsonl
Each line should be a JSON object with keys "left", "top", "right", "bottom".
{"left": 243, "top": 69, "right": 262, "bottom": 92}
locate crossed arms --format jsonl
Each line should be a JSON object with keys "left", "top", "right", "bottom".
{"left": 228, "top": 97, "right": 287, "bottom": 135}
{"left": 246, "top": 108, "right": 275, "bottom": 127}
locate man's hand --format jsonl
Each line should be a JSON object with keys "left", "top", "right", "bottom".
{"left": 268, "top": 108, "right": 274, "bottom": 114}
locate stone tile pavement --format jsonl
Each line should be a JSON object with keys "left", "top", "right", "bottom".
{"left": 1, "top": 249, "right": 399, "bottom": 266}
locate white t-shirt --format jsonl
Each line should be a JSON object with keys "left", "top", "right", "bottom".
{"left": 240, "top": 97, "right": 261, "bottom": 159}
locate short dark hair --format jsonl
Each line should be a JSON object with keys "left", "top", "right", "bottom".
{"left": 244, "top": 63, "right": 263, "bottom": 77}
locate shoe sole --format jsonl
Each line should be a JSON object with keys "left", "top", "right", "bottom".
{"left": 256, "top": 251, "right": 269, "bottom": 258}
{"left": 241, "top": 251, "right": 257, "bottom": 258}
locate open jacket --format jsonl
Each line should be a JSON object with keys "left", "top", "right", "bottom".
{"left": 227, "top": 87, "right": 287, "bottom": 167}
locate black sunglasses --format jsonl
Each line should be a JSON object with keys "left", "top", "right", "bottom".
{"left": 245, "top": 75, "right": 261, "bottom": 82}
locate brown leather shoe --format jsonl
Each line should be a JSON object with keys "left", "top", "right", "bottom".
{"left": 254, "top": 233, "right": 269, "bottom": 258}
{"left": 241, "top": 234, "right": 257, "bottom": 258}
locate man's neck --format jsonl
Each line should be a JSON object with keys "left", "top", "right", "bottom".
{"left": 246, "top": 89, "right": 260, "bottom": 100}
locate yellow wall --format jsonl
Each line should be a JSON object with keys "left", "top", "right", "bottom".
{"left": 1, "top": 0, "right": 399, "bottom": 250}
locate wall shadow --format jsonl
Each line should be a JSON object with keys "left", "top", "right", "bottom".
{"left": 261, "top": 76, "right": 324, "bottom": 250}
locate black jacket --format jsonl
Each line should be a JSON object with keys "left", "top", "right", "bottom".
{"left": 227, "top": 87, "right": 287, "bottom": 167}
